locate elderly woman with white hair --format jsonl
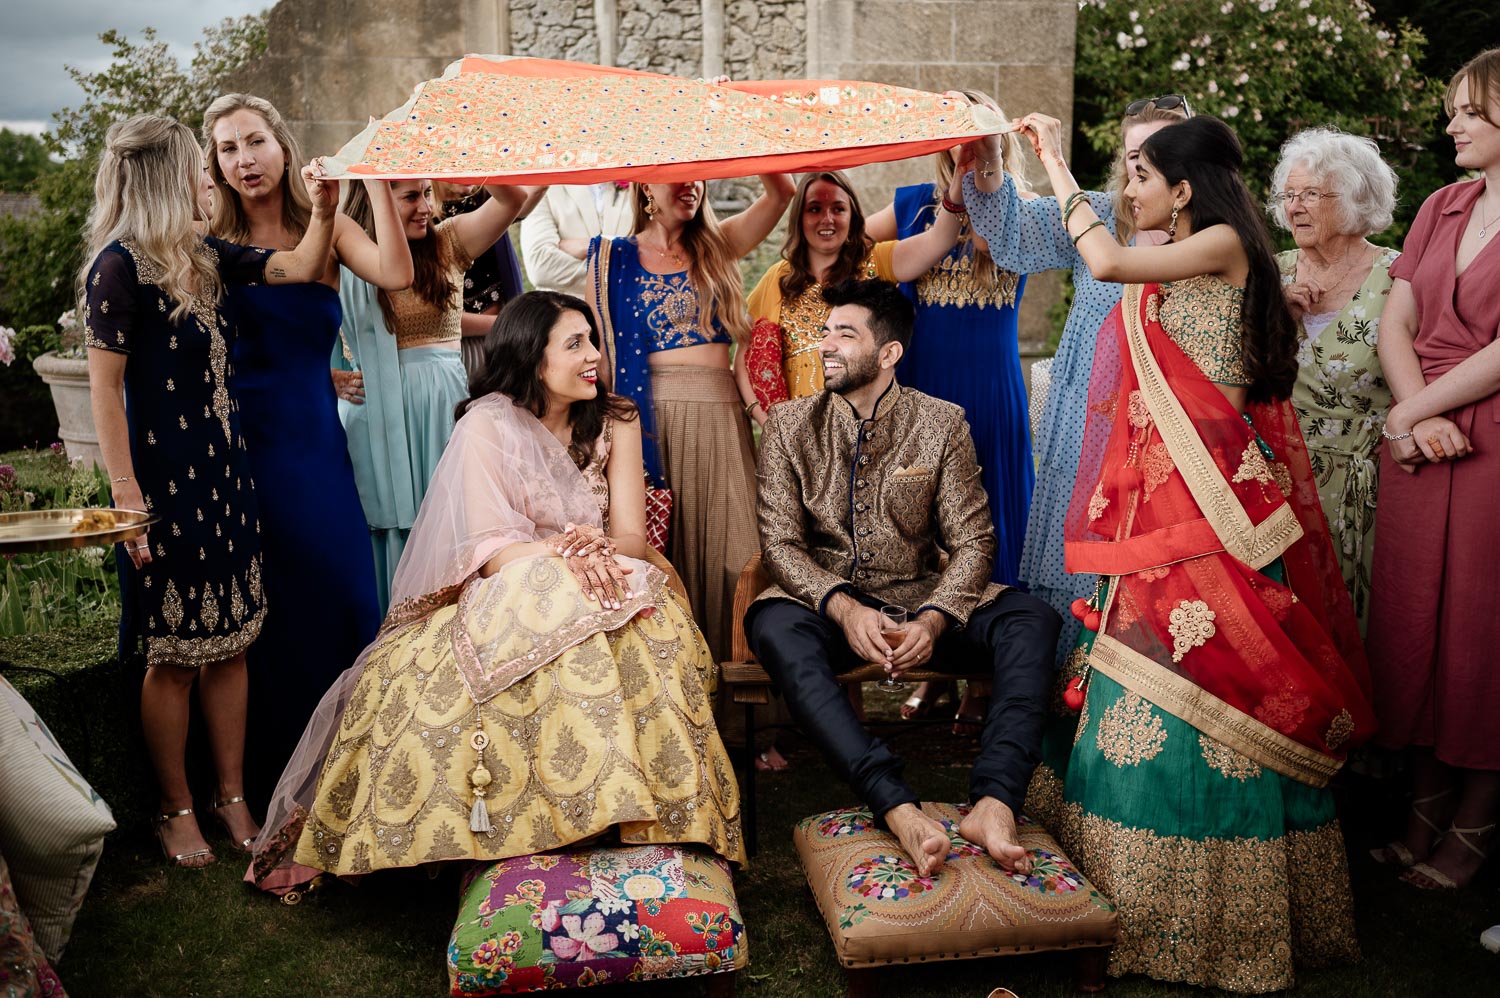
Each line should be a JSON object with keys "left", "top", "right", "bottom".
{"left": 1269, "top": 127, "right": 1399, "bottom": 636}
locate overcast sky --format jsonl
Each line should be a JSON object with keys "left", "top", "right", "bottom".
{"left": 0, "top": 0, "right": 273, "bottom": 134}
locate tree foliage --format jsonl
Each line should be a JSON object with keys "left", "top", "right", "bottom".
{"left": 1073, "top": 0, "right": 1445, "bottom": 243}
{"left": 0, "top": 15, "right": 269, "bottom": 331}
{"left": 0, "top": 130, "right": 59, "bottom": 192}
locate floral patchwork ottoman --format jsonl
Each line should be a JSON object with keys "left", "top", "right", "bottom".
{"left": 447, "top": 843, "right": 747, "bottom": 995}
{"left": 794, "top": 804, "right": 1117, "bottom": 994}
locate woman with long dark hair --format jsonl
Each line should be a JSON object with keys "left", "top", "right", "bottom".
{"left": 1017, "top": 112, "right": 1373, "bottom": 990}
{"left": 249, "top": 291, "right": 740, "bottom": 894}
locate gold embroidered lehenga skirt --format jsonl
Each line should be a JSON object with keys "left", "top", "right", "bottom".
{"left": 1029, "top": 590, "right": 1359, "bottom": 993}
{"left": 292, "top": 561, "right": 745, "bottom": 874}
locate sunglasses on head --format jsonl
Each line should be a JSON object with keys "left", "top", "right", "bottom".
{"left": 1125, "top": 94, "right": 1193, "bottom": 117}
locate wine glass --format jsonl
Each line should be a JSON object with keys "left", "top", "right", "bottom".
{"left": 876, "top": 605, "right": 908, "bottom": 693}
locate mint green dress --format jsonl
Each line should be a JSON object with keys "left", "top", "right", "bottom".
{"left": 1277, "top": 248, "right": 1396, "bottom": 636}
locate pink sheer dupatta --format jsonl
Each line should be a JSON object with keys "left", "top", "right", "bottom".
{"left": 247, "top": 394, "right": 653, "bottom": 893}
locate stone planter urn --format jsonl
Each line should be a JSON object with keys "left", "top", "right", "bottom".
{"left": 32, "top": 350, "right": 102, "bottom": 469}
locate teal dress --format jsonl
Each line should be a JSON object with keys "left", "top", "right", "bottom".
{"left": 332, "top": 271, "right": 420, "bottom": 612}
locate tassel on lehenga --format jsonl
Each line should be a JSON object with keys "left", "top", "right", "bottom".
{"left": 469, "top": 718, "right": 494, "bottom": 835}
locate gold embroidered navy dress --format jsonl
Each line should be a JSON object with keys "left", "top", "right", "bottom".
{"left": 893, "top": 182, "right": 1031, "bottom": 584}
{"left": 85, "top": 238, "right": 270, "bottom": 667}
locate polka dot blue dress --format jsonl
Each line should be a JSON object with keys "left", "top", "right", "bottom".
{"left": 963, "top": 173, "right": 1123, "bottom": 665}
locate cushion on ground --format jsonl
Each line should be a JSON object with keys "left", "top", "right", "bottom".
{"left": 447, "top": 843, "right": 747, "bottom": 995}
{"left": 794, "top": 803, "right": 1117, "bottom": 967}
{"left": 0, "top": 674, "right": 117, "bottom": 961}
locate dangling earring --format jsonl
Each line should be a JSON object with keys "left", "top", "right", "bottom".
{"left": 1168, "top": 203, "right": 1180, "bottom": 239}
{"left": 644, "top": 192, "right": 659, "bottom": 217}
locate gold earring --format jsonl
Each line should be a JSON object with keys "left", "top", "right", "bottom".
{"left": 644, "top": 192, "right": 659, "bottom": 217}
{"left": 1168, "top": 203, "right": 1180, "bottom": 239}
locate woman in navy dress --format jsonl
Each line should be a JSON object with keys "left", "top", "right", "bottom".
{"left": 202, "top": 94, "right": 412, "bottom": 804}
{"left": 868, "top": 92, "right": 1033, "bottom": 587}
{"left": 84, "top": 114, "right": 338, "bottom": 866}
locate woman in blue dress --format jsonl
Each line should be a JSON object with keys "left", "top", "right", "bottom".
{"left": 868, "top": 92, "right": 1034, "bottom": 586}
{"left": 963, "top": 95, "right": 1191, "bottom": 668}
{"left": 586, "top": 174, "right": 793, "bottom": 661}
{"left": 202, "top": 94, "right": 413, "bottom": 804}
{"left": 84, "top": 114, "right": 338, "bottom": 866}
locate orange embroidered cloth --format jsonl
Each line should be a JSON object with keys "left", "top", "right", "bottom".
{"left": 324, "top": 56, "right": 1009, "bottom": 184}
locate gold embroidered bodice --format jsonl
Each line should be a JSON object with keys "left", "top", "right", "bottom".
{"left": 391, "top": 222, "right": 473, "bottom": 350}
{"left": 914, "top": 251, "right": 1021, "bottom": 310}
{"left": 1158, "top": 275, "right": 1250, "bottom": 387}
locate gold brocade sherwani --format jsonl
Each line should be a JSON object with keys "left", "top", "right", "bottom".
{"left": 753, "top": 380, "right": 1004, "bottom": 621}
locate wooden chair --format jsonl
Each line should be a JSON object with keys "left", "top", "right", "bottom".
{"left": 721, "top": 553, "right": 972, "bottom": 854}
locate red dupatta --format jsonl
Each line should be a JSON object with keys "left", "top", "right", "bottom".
{"left": 1064, "top": 284, "right": 1374, "bottom": 787}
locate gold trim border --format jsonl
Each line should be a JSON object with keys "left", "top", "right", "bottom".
{"left": 1087, "top": 631, "right": 1339, "bottom": 788}
{"left": 1122, "top": 284, "right": 1302, "bottom": 570}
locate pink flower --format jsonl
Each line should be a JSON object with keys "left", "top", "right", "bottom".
{"left": 535, "top": 899, "right": 563, "bottom": 931}
{"left": 548, "top": 913, "right": 619, "bottom": 961}
{"left": 613, "top": 180, "right": 631, "bottom": 190}
{"left": 0, "top": 325, "right": 15, "bottom": 366}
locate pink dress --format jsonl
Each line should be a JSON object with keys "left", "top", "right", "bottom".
{"left": 1368, "top": 178, "right": 1500, "bottom": 771}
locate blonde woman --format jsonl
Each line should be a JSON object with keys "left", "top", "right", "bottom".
{"left": 83, "top": 114, "right": 337, "bottom": 866}
{"left": 201, "top": 93, "right": 410, "bottom": 804}
{"left": 586, "top": 174, "right": 793, "bottom": 660}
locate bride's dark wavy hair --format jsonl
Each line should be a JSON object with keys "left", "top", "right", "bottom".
{"left": 1140, "top": 116, "right": 1297, "bottom": 403}
{"left": 456, "top": 291, "right": 637, "bottom": 469}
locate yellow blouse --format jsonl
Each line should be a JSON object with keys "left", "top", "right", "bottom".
{"left": 1158, "top": 274, "right": 1250, "bottom": 387}
{"left": 390, "top": 221, "right": 475, "bottom": 350}
{"left": 746, "top": 241, "right": 898, "bottom": 399}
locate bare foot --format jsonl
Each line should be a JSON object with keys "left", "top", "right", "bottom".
{"left": 960, "top": 796, "right": 1031, "bottom": 873}
{"left": 884, "top": 802, "right": 949, "bottom": 878}
{"left": 156, "top": 811, "right": 216, "bottom": 868}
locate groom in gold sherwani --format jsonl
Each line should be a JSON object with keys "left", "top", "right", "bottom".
{"left": 745, "top": 278, "right": 1059, "bottom": 877}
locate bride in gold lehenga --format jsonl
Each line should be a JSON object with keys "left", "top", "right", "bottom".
{"left": 249, "top": 291, "right": 742, "bottom": 894}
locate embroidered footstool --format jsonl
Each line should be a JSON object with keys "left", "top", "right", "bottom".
{"left": 447, "top": 843, "right": 746, "bottom": 995}
{"left": 794, "top": 804, "right": 1117, "bottom": 996}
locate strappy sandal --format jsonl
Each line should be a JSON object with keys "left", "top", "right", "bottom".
{"left": 900, "top": 681, "right": 952, "bottom": 721}
{"left": 1370, "top": 789, "right": 1452, "bottom": 868}
{"left": 212, "top": 795, "right": 256, "bottom": 852}
{"left": 154, "top": 808, "right": 216, "bottom": 868}
{"left": 1402, "top": 822, "right": 1494, "bottom": 890}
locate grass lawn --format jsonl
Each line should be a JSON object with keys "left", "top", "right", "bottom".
{"left": 43, "top": 703, "right": 1498, "bottom": 998}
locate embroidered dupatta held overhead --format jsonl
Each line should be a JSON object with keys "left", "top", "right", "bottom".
{"left": 1045, "top": 283, "right": 1374, "bottom": 992}
{"left": 249, "top": 395, "right": 742, "bottom": 894}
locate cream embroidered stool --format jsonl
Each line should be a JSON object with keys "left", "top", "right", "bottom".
{"left": 793, "top": 803, "right": 1117, "bottom": 997}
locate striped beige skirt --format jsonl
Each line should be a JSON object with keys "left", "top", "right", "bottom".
{"left": 650, "top": 364, "right": 760, "bottom": 663}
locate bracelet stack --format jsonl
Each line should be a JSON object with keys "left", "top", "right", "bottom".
{"left": 941, "top": 194, "right": 967, "bottom": 216}
{"left": 1071, "top": 220, "right": 1107, "bottom": 246}
{"left": 1061, "top": 191, "right": 1088, "bottom": 226}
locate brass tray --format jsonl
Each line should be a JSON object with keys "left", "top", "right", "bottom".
{"left": 0, "top": 509, "right": 157, "bottom": 554}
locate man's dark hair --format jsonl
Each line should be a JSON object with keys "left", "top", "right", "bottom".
{"left": 821, "top": 278, "right": 914, "bottom": 350}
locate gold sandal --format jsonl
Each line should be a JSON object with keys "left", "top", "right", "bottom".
{"left": 1402, "top": 822, "right": 1493, "bottom": 890}
{"left": 154, "top": 808, "right": 216, "bottom": 868}
{"left": 1370, "top": 789, "right": 1451, "bottom": 868}
{"left": 212, "top": 795, "right": 256, "bottom": 852}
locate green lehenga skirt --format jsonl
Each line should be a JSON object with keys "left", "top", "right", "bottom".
{"left": 1025, "top": 577, "right": 1360, "bottom": 993}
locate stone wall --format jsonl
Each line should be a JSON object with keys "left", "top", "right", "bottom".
{"left": 225, "top": 0, "right": 1075, "bottom": 349}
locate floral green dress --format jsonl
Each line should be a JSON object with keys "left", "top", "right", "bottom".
{"left": 1278, "top": 247, "right": 1396, "bottom": 636}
